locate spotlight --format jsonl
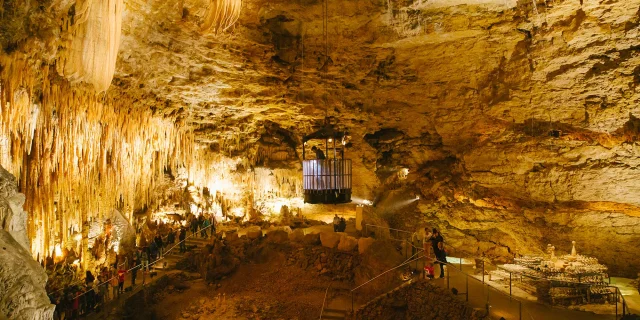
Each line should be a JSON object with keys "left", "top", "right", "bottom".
{"left": 328, "top": 138, "right": 333, "bottom": 143}
{"left": 416, "top": 195, "right": 420, "bottom": 200}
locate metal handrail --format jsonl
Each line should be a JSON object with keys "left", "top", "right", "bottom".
{"left": 445, "top": 260, "right": 534, "bottom": 320}
{"left": 56, "top": 223, "right": 216, "bottom": 302}
{"left": 319, "top": 283, "right": 332, "bottom": 320}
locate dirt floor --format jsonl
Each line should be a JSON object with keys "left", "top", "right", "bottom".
{"left": 152, "top": 250, "right": 344, "bottom": 320}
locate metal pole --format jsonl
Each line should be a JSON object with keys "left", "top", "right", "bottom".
{"left": 519, "top": 300, "right": 522, "bottom": 320}
{"left": 615, "top": 288, "right": 618, "bottom": 319}
{"left": 482, "top": 260, "right": 485, "bottom": 284}
{"left": 466, "top": 274, "right": 469, "bottom": 302}
{"left": 510, "top": 272, "right": 512, "bottom": 299}
{"left": 447, "top": 264, "right": 450, "bottom": 289}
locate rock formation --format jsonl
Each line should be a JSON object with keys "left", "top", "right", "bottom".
{"left": 0, "top": 166, "right": 54, "bottom": 319}
{"left": 1, "top": 0, "right": 640, "bottom": 289}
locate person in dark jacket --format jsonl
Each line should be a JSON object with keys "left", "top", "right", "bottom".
{"left": 179, "top": 227, "right": 187, "bottom": 253}
{"left": 435, "top": 241, "right": 447, "bottom": 278}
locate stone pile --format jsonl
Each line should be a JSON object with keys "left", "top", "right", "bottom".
{"left": 286, "top": 246, "right": 360, "bottom": 281}
{"left": 354, "top": 279, "right": 482, "bottom": 320}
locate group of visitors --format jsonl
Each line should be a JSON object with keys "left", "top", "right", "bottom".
{"left": 47, "top": 213, "right": 219, "bottom": 319}
{"left": 332, "top": 214, "right": 347, "bottom": 232}
{"left": 412, "top": 227, "right": 447, "bottom": 279}
{"left": 188, "top": 213, "right": 216, "bottom": 239}
{"left": 48, "top": 266, "right": 127, "bottom": 320}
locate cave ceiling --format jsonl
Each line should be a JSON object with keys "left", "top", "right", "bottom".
{"left": 112, "top": 0, "right": 640, "bottom": 207}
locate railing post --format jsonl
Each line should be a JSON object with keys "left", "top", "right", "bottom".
{"left": 482, "top": 260, "right": 485, "bottom": 284}
{"left": 616, "top": 288, "right": 618, "bottom": 319}
{"left": 509, "top": 272, "right": 512, "bottom": 299}
{"left": 447, "top": 264, "right": 450, "bottom": 289}
{"left": 351, "top": 292, "right": 354, "bottom": 313}
{"left": 466, "top": 274, "right": 469, "bottom": 302}
{"left": 519, "top": 300, "right": 522, "bottom": 320}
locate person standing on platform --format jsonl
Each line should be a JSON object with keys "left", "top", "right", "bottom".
{"left": 311, "top": 146, "right": 326, "bottom": 189}
{"left": 333, "top": 214, "right": 340, "bottom": 232}
{"left": 435, "top": 241, "right": 447, "bottom": 278}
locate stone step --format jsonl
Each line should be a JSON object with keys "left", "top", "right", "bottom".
{"left": 323, "top": 308, "right": 347, "bottom": 314}
{"left": 320, "top": 314, "right": 346, "bottom": 320}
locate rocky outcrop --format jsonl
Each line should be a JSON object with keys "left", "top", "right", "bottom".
{"left": 354, "top": 279, "right": 481, "bottom": 320}
{"left": 0, "top": 166, "right": 53, "bottom": 319}
{"left": 0, "top": 230, "right": 54, "bottom": 320}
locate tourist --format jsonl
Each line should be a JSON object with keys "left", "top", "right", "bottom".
{"left": 109, "top": 271, "right": 119, "bottom": 300}
{"left": 311, "top": 145, "right": 326, "bottom": 159}
{"left": 149, "top": 239, "right": 158, "bottom": 262}
{"left": 424, "top": 261, "right": 435, "bottom": 279}
{"left": 435, "top": 241, "right": 447, "bottom": 278}
{"left": 202, "top": 216, "right": 211, "bottom": 238}
{"left": 72, "top": 288, "right": 81, "bottom": 319}
{"left": 131, "top": 255, "right": 139, "bottom": 287}
{"left": 429, "top": 228, "right": 443, "bottom": 258}
{"left": 179, "top": 227, "right": 187, "bottom": 253}
{"left": 338, "top": 217, "right": 347, "bottom": 232}
{"left": 190, "top": 216, "right": 198, "bottom": 237}
{"left": 167, "top": 228, "right": 176, "bottom": 244}
{"left": 117, "top": 267, "right": 126, "bottom": 294}
{"left": 155, "top": 234, "right": 164, "bottom": 258}
{"left": 197, "top": 214, "right": 204, "bottom": 234}
{"left": 333, "top": 214, "right": 340, "bottom": 232}
{"left": 141, "top": 246, "right": 149, "bottom": 272}
{"left": 85, "top": 271, "right": 95, "bottom": 286}
{"left": 422, "top": 227, "right": 432, "bottom": 257}
{"left": 98, "top": 275, "right": 108, "bottom": 307}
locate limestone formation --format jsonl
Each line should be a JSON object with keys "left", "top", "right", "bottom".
{"left": 0, "top": 230, "right": 54, "bottom": 320}
{"left": 337, "top": 235, "right": 358, "bottom": 252}
{"left": 320, "top": 231, "right": 342, "bottom": 249}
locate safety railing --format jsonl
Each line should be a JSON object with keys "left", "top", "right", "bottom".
{"left": 354, "top": 225, "right": 630, "bottom": 319}
{"left": 319, "top": 283, "right": 332, "bottom": 320}
{"left": 48, "top": 223, "right": 216, "bottom": 318}
{"left": 350, "top": 250, "right": 425, "bottom": 312}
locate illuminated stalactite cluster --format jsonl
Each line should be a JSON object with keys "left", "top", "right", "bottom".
{"left": 0, "top": 56, "right": 194, "bottom": 262}
{"left": 173, "top": 150, "right": 303, "bottom": 223}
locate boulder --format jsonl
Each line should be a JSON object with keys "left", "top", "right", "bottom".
{"left": 266, "top": 230, "right": 289, "bottom": 243}
{"left": 303, "top": 233, "right": 320, "bottom": 245}
{"left": 225, "top": 231, "right": 239, "bottom": 242}
{"left": 358, "top": 237, "right": 375, "bottom": 254}
{"left": 320, "top": 231, "right": 342, "bottom": 248}
{"left": 338, "top": 235, "right": 358, "bottom": 252}
{"left": 289, "top": 228, "right": 305, "bottom": 242}
{"left": 246, "top": 227, "right": 262, "bottom": 240}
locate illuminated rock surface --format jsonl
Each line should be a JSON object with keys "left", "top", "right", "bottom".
{"left": 1, "top": 0, "right": 640, "bottom": 304}
{"left": 0, "top": 167, "right": 53, "bottom": 319}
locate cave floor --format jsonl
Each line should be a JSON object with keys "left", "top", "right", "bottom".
{"left": 152, "top": 250, "right": 351, "bottom": 320}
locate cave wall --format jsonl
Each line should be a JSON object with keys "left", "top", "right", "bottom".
{"left": 0, "top": 166, "right": 54, "bottom": 319}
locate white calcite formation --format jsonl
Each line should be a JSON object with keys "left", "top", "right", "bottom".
{"left": 0, "top": 166, "right": 54, "bottom": 320}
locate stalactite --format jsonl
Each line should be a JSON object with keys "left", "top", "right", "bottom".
{"left": 0, "top": 54, "right": 194, "bottom": 260}
{"left": 58, "top": 0, "right": 124, "bottom": 92}
{"left": 201, "top": 0, "right": 242, "bottom": 34}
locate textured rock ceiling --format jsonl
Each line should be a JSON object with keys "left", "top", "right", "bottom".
{"left": 2, "top": 0, "right": 640, "bottom": 276}
{"left": 110, "top": 0, "right": 640, "bottom": 275}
